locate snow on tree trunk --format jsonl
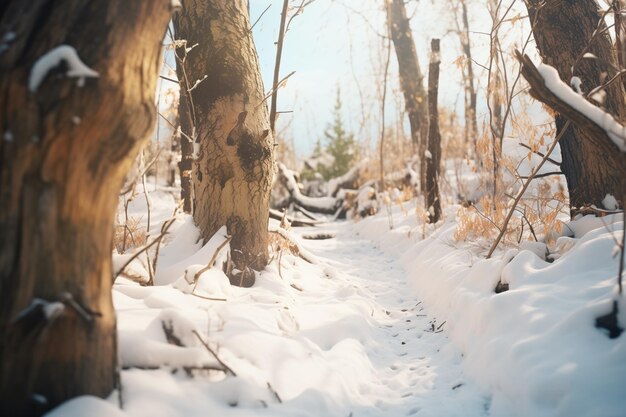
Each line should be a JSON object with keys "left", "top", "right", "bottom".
{"left": 173, "top": 0, "right": 274, "bottom": 285}
{"left": 0, "top": 1, "right": 172, "bottom": 415}
{"left": 524, "top": 0, "right": 626, "bottom": 211}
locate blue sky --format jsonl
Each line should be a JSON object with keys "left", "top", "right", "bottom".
{"left": 248, "top": 0, "right": 507, "bottom": 156}
{"left": 158, "top": 0, "right": 542, "bottom": 159}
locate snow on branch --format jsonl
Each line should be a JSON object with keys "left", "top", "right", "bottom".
{"left": 326, "top": 159, "right": 367, "bottom": 197}
{"left": 277, "top": 163, "right": 341, "bottom": 214}
{"left": 29, "top": 45, "right": 99, "bottom": 92}
{"left": 516, "top": 51, "right": 626, "bottom": 153}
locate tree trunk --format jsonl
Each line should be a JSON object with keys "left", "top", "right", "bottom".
{"left": 386, "top": 0, "right": 428, "bottom": 190}
{"left": 174, "top": 0, "right": 274, "bottom": 284}
{"left": 0, "top": 1, "right": 171, "bottom": 415}
{"left": 453, "top": 0, "right": 478, "bottom": 156}
{"left": 426, "top": 39, "right": 442, "bottom": 223}
{"left": 516, "top": 52, "right": 626, "bottom": 194}
{"left": 613, "top": 0, "right": 626, "bottom": 91}
{"left": 524, "top": 0, "right": 626, "bottom": 210}
{"left": 171, "top": 22, "right": 196, "bottom": 214}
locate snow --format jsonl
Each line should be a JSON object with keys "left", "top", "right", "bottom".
{"left": 278, "top": 163, "right": 339, "bottom": 211}
{"left": 188, "top": 75, "right": 207, "bottom": 92}
{"left": 48, "top": 185, "right": 625, "bottom": 417}
{"left": 12, "top": 298, "right": 65, "bottom": 323}
{"left": 356, "top": 202, "right": 626, "bottom": 417}
{"left": 45, "top": 396, "right": 125, "bottom": 417}
{"left": 42, "top": 301, "right": 65, "bottom": 320}
{"left": 29, "top": 45, "right": 99, "bottom": 92}
{"left": 326, "top": 160, "right": 366, "bottom": 197}
{"left": 105, "top": 219, "right": 491, "bottom": 417}
{"left": 602, "top": 194, "right": 620, "bottom": 211}
{"left": 537, "top": 62, "right": 626, "bottom": 152}
{"left": 155, "top": 223, "right": 230, "bottom": 285}
{"left": 570, "top": 76, "right": 582, "bottom": 94}
{"left": 590, "top": 89, "right": 606, "bottom": 105}
{"left": 2, "top": 31, "right": 16, "bottom": 43}
{"left": 0, "top": 31, "right": 16, "bottom": 54}
{"left": 50, "top": 190, "right": 493, "bottom": 417}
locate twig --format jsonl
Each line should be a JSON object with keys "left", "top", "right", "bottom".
{"left": 267, "top": 382, "right": 282, "bottom": 404}
{"left": 285, "top": 0, "right": 316, "bottom": 32}
{"left": 269, "top": 0, "right": 290, "bottom": 134}
{"left": 192, "top": 330, "right": 237, "bottom": 377}
{"left": 517, "top": 142, "right": 561, "bottom": 166}
{"left": 191, "top": 236, "right": 233, "bottom": 294}
{"left": 153, "top": 203, "right": 182, "bottom": 275}
{"left": 250, "top": 3, "right": 271, "bottom": 32}
{"left": 379, "top": 23, "right": 392, "bottom": 202}
{"left": 517, "top": 171, "right": 563, "bottom": 179}
{"left": 269, "top": 209, "right": 322, "bottom": 227}
{"left": 159, "top": 75, "right": 179, "bottom": 84}
{"left": 120, "top": 149, "right": 162, "bottom": 196}
{"left": 619, "top": 196, "right": 625, "bottom": 295}
{"left": 140, "top": 150, "right": 154, "bottom": 285}
{"left": 269, "top": 229, "right": 318, "bottom": 264}
{"left": 263, "top": 71, "right": 296, "bottom": 106}
{"left": 487, "top": 120, "right": 572, "bottom": 258}
{"left": 114, "top": 217, "right": 177, "bottom": 281}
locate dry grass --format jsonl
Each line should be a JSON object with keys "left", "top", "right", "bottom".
{"left": 114, "top": 217, "right": 147, "bottom": 254}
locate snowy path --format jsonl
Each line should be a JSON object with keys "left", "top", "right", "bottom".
{"left": 286, "top": 223, "right": 490, "bottom": 416}
{"left": 102, "top": 219, "right": 492, "bottom": 417}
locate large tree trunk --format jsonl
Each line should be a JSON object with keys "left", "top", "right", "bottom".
{"left": 174, "top": 0, "right": 274, "bottom": 284}
{"left": 425, "top": 39, "right": 442, "bottom": 223}
{"left": 524, "top": 0, "right": 626, "bottom": 210}
{"left": 386, "top": 0, "right": 428, "bottom": 190}
{"left": 0, "top": 1, "right": 171, "bottom": 415}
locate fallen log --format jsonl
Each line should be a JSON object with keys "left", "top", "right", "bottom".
{"left": 269, "top": 208, "right": 322, "bottom": 227}
{"left": 326, "top": 160, "right": 367, "bottom": 197}
{"left": 277, "top": 163, "right": 342, "bottom": 214}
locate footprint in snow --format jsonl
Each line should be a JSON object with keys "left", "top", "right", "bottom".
{"left": 276, "top": 308, "right": 299, "bottom": 334}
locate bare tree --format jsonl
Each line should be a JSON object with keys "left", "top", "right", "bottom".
{"left": 173, "top": 0, "right": 275, "bottom": 286}
{"left": 486, "top": 0, "right": 506, "bottom": 200}
{"left": 451, "top": 0, "right": 479, "bottom": 156}
{"left": 0, "top": 1, "right": 172, "bottom": 415}
{"left": 426, "top": 39, "right": 443, "bottom": 223}
{"left": 171, "top": 21, "right": 196, "bottom": 214}
{"left": 386, "top": 0, "right": 428, "bottom": 189}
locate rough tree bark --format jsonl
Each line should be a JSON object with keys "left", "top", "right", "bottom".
{"left": 0, "top": 1, "right": 171, "bottom": 415}
{"left": 516, "top": 53, "right": 626, "bottom": 189}
{"left": 524, "top": 0, "right": 626, "bottom": 210}
{"left": 613, "top": 0, "right": 626, "bottom": 91}
{"left": 426, "top": 39, "right": 442, "bottom": 223}
{"left": 386, "top": 0, "right": 428, "bottom": 189}
{"left": 174, "top": 0, "right": 275, "bottom": 285}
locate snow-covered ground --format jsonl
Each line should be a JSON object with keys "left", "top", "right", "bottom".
{"left": 47, "top": 188, "right": 625, "bottom": 417}
{"left": 355, "top": 203, "right": 626, "bottom": 417}
{"left": 49, "top": 191, "right": 491, "bottom": 417}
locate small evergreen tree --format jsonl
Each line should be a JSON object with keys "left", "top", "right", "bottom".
{"left": 320, "top": 87, "right": 355, "bottom": 179}
{"left": 301, "top": 139, "right": 326, "bottom": 181}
